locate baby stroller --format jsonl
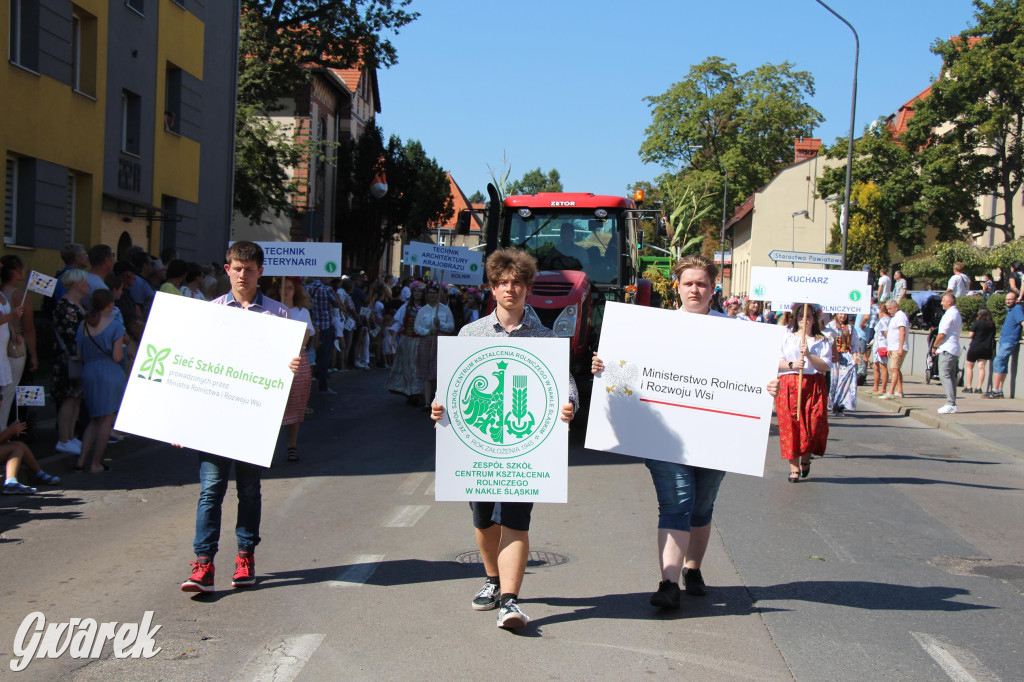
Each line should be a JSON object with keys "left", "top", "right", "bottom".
{"left": 923, "top": 327, "right": 964, "bottom": 386}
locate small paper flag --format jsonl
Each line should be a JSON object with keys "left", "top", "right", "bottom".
{"left": 27, "top": 271, "right": 58, "bottom": 297}
{"left": 16, "top": 386, "right": 45, "bottom": 407}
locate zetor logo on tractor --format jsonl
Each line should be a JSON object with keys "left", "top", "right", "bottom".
{"left": 482, "top": 188, "right": 663, "bottom": 381}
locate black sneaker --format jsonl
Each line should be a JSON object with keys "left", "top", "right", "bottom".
{"left": 496, "top": 598, "right": 529, "bottom": 629}
{"left": 683, "top": 567, "right": 707, "bottom": 596}
{"left": 471, "top": 581, "right": 500, "bottom": 611}
{"left": 650, "top": 579, "right": 680, "bottom": 609}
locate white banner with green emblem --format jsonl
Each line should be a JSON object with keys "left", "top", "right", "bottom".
{"left": 114, "top": 293, "right": 307, "bottom": 467}
{"left": 401, "top": 242, "right": 484, "bottom": 285}
{"left": 435, "top": 337, "right": 570, "bottom": 502}
{"left": 749, "top": 265, "right": 870, "bottom": 314}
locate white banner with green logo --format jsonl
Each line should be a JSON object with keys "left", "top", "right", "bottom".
{"left": 114, "top": 293, "right": 307, "bottom": 467}
{"left": 585, "top": 302, "right": 783, "bottom": 476}
{"left": 254, "top": 241, "right": 343, "bottom": 277}
{"left": 435, "top": 337, "right": 569, "bottom": 502}
{"left": 749, "top": 266, "right": 870, "bottom": 314}
{"left": 401, "top": 242, "right": 483, "bottom": 285}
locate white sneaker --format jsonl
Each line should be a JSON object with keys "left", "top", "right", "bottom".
{"left": 55, "top": 440, "right": 81, "bottom": 454}
{"left": 70, "top": 437, "right": 83, "bottom": 447}
{"left": 893, "top": 393, "right": 903, "bottom": 398}
{"left": 937, "top": 404, "right": 958, "bottom": 414}
{"left": 877, "top": 394, "right": 892, "bottom": 400}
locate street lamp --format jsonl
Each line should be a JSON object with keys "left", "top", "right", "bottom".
{"left": 823, "top": 194, "right": 841, "bottom": 252}
{"left": 792, "top": 210, "right": 809, "bottom": 268}
{"left": 815, "top": 0, "right": 859, "bottom": 271}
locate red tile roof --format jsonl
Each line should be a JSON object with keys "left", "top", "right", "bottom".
{"left": 888, "top": 84, "right": 933, "bottom": 137}
{"left": 432, "top": 174, "right": 483, "bottom": 231}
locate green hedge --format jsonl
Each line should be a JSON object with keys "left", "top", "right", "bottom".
{"left": 955, "top": 294, "right": 985, "bottom": 327}
{"left": 988, "top": 293, "right": 1008, "bottom": 333}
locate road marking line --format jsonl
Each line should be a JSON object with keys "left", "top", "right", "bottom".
{"left": 910, "top": 632, "right": 986, "bottom": 682}
{"left": 424, "top": 476, "right": 435, "bottom": 496}
{"left": 381, "top": 505, "right": 430, "bottom": 527}
{"left": 800, "top": 512, "right": 855, "bottom": 563}
{"left": 398, "top": 471, "right": 428, "bottom": 494}
{"left": 243, "top": 633, "right": 326, "bottom": 682}
{"left": 329, "top": 553, "right": 385, "bottom": 588}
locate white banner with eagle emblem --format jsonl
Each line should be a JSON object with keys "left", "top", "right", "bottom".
{"left": 585, "top": 302, "right": 783, "bottom": 476}
{"left": 435, "top": 337, "right": 570, "bottom": 502}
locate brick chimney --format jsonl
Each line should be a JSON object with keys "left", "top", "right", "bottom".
{"left": 794, "top": 137, "right": 822, "bottom": 163}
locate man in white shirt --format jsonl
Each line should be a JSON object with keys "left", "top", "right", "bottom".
{"left": 876, "top": 268, "right": 893, "bottom": 301}
{"left": 893, "top": 271, "right": 907, "bottom": 301}
{"left": 882, "top": 299, "right": 909, "bottom": 398}
{"left": 931, "top": 291, "right": 962, "bottom": 414}
{"left": 947, "top": 262, "right": 970, "bottom": 298}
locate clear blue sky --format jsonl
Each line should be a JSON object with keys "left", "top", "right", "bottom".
{"left": 377, "top": 0, "right": 978, "bottom": 199}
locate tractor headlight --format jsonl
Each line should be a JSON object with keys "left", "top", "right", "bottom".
{"left": 553, "top": 305, "right": 578, "bottom": 337}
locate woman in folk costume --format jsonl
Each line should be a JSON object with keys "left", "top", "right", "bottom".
{"left": 826, "top": 312, "right": 861, "bottom": 415}
{"left": 414, "top": 283, "right": 455, "bottom": 411}
{"left": 776, "top": 303, "right": 832, "bottom": 482}
{"left": 386, "top": 284, "right": 426, "bottom": 404}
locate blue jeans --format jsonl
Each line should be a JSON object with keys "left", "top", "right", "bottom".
{"left": 993, "top": 343, "right": 1016, "bottom": 375}
{"left": 193, "top": 453, "right": 263, "bottom": 558}
{"left": 644, "top": 459, "right": 727, "bottom": 531}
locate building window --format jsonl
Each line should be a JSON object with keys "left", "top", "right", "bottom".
{"left": 8, "top": 0, "right": 40, "bottom": 71}
{"left": 3, "top": 157, "right": 17, "bottom": 245}
{"left": 70, "top": 6, "right": 97, "bottom": 96}
{"left": 165, "top": 65, "right": 182, "bottom": 133}
{"left": 125, "top": 0, "right": 144, "bottom": 15}
{"left": 121, "top": 90, "right": 141, "bottom": 155}
{"left": 65, "top": 172, "right": 77, "bottom": 244}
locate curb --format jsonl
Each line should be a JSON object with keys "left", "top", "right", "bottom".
{"left": 859, "top": 392, "right": 1023, "bottom": 460}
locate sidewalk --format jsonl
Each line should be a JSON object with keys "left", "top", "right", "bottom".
{"left": 858, "top": 375, "right": 1023, "bottom": 458}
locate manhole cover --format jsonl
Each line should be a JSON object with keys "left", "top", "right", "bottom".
{"left": 455, "top": 550, "right": 569, "bottom": 568}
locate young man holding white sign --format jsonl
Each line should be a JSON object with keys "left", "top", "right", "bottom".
{"left": 431, "top": 249, "right": 577, "bottom": 629}
{"left": 592, "top": 255, "right": 778, "bottom": 610}
{"left": 180, "top": 241, "right": 301, "bottom": 593}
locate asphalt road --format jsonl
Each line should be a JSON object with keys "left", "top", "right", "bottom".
{"left": 1, "top": 368, "right": 1021, "bottom": 681}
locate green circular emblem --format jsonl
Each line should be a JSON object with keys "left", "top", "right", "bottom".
{"left": 324, "top": 261, "right": 338, "bottom": 274}
{"left": 849, "top": 289, "right": 862, "bottom": 302}
{"left": 470, "top": 263, "right": 479, "bottom": 272}
{"left": 447, "top": 345, "right": 560, "bottom": 459}
{"left": 753, "top": 285, "right": 765, "bottom": 298}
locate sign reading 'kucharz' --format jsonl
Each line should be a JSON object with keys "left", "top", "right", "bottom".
{"left": 435, "top": 338, "right": 569, "bottom": 502}
{"left": 749, "top": 265, "right": 871, "bottom": 314}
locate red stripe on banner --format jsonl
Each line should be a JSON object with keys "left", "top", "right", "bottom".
{"left": 639, "top": 398, "right": 761, "bottom": 420}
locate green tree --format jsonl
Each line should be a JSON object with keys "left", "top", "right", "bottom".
{"left": 506, "top": 167, "right": 563, "bottom": 196}
{"left": 817, "top": 120, "right": 963, "bottom": 258}
{"left": 467, "top": 190, "right": 485, "bottom": 204}
{"left": 826, "top": 182, "right": 889, "bottom": 274}
{"left": 335, "top": 123, "right": 452, "bottom": 275}
{"left": 234, "top": 1, "right": 418, "bottom": 223}
{"left": 639, "top": 57, "right": 823, "bottom": 225}
{"left": 903, "top": 0, "right": 1024, "bottom": 242}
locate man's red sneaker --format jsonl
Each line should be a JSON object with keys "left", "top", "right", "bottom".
{"left": 232, "top": 551, "right": 256, "bottom": 587}
{"left": 181, "top": 557, "right": 215, "bottom": 593}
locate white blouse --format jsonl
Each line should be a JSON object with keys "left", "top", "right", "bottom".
{"left": 779, "top": 332, "right": 833, "bottom": 376}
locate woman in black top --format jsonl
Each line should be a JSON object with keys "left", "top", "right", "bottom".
{"left": 964, "top": 308, "right": 996, "bottom": 393}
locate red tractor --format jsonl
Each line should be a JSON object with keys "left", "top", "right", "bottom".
{"left": 482, "top": 187, "right": 660, "bottom": 378}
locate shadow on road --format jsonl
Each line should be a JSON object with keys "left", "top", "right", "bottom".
{"left": 811, "top": 476, "right": 1018, "bottom": 490}
{"left": 749, "top": 580, "right": 993, "bottom": 611}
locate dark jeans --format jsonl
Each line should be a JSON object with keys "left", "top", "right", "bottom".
{"left": 316, "top": 327, "right": 335, "bottom": 390}
{"left": 193, "top": 452, "right": 262, "bottom": 558}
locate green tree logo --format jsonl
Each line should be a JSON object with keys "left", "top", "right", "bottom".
{"left": 409, "top": 254, "right": 419, "bottom": 263}
{"left": 849, "top": 289, "right": 862, "bottom": 302}
{"left": 469, "top": 263, "right": 479, "bottom": 272}
{"left": 139, "top": 344, "right": 171, "bottom": 382}
{"left": 324, "top": 261, "right": 338, "bottom": 274}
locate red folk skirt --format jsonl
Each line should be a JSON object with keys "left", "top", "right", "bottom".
{"left": 775, "top": 373, "right": 829, "bottom": 460}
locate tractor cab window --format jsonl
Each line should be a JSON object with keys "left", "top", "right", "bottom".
{"left": 509, "top": 211, "right": 619, "bottom": 284}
